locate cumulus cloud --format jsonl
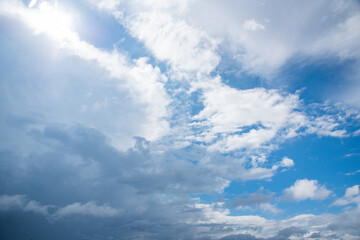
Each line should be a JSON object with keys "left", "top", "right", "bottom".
{"left": 280, "top": 157, "right": 294, "bottom": 168}
{"left": 332, "top": 185, "right": 360, "bottom": 208}
{"left": 191, "top": 84, "right": 306, "bottom": 152}
{"left": 282, "top": 179, "right": 332, "bottom": 201}
{"left": 345, "top": 185, "right": 360, "bottom": 198}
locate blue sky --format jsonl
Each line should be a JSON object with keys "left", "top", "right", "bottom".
{"left": 0, "top": 0, "right": 360, "bottom": 239}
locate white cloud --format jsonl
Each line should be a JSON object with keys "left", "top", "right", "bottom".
{"left": 310, "top": 14, "right": 360, "bottom": 59}
{"left": 132, "top": 0, "right": 191, "bottom": 14}
{"left": 345, "top": 185, "right": 360, "bottom": 197}
{"left": 259, "top": 203, "right": 281, "bottom": 214}
{"left": 240, "top": 166, "right": 278, "bottom": 181}
{"left": 282, "top": 179, "right": 332, "bottom": 201}
{"left": 184, "top": 0, "right": 360, "bottom": 77}
{"left": 332, "top": 185, "right": 360, "bottom": 208}
{"left": 192, "top": 202, "right": 269, "bottom": 226}
{"left": 243, "top": 19, "right": 265, "bottom": 31}
{"left": 190, "top": 199, "right": 360, "bottom": 239}
{"left": 126, "top": 11, "right": 220, "bottom": 76}
{"left": 28, "top": 0, "right": 37, "bottom": 8}
{"left": 191, "top": 83, "right": 306, "bottom": 152}
{"left": 87, "top": 0, "right": 220, "bottom": 78}
{"left": 85, "top": 0, "right": 355, "bottom": 155}
{"left": 280, "top": 157, "right": 295, "bottom": 167}
{"left": 95, "top": 0, "right": 122, "bottom": 12}
{"left": 55, "top": 201, "right": 121, "bottom": 218}
{"left": 307, "top": 115, "right": 347, "bottom": 137}
{"left": 189, "top": 82, "right": 350, "bottom": 155}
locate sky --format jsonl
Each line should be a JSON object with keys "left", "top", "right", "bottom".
{"left": 0, "top": 0, "right": 360, "bottom": 239}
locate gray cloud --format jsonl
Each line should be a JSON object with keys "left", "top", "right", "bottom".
{"left": 220, "top": 227, "right": 306, "bottom": 240}
{"left": 231, "top": 193, "right": 274, "bottom": 208}
{"left": 309, "top": 232, "right": 321, "bottom": 238}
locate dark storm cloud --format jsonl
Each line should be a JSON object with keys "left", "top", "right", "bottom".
{"left": 0, "top": 123, "right": 231, "bottom": 239}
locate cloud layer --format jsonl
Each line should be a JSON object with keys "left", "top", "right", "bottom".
{"left": 0, "top": 0, "right": 359, "bottom": 239}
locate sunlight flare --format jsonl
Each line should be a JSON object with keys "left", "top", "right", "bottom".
{"left": 26, "top": 2, "right": 74, "bottom": 41}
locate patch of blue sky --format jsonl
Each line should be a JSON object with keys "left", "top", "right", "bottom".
{"left": 210, "top": 130, "right": 360, "bottom": 218}
{"left": 215, "top": 47, "right": 359, "bottom": 111}
{"left": 271, "top": 136, "right": 360, "bottom": 207}
{"left": 214, "top": 52, "right": 269, "bottom": 90}
{"left": 188, "top": 90, "right": 204, "bottom": 116}
{"left": 278, "top": 56, "right": 358, "bottom": 105}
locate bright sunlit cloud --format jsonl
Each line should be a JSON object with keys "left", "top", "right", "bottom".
{"left": 26, "top": 1, "right": 74, "bottom": 41}
{"left": 28, "top": 0, "right": 38, "bottom": 8}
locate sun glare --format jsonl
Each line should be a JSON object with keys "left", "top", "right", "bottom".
{"left": 27, "top": 2, "right": 74, "bottom": 41}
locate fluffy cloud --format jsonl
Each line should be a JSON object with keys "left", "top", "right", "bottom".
{"left": 282, "top": 179, "right": 332, "bottom": 201}
{"left": 192, "top": 83, "right": 355, "bottom": 153}
{"left": 191, "top": 83, "right": 306, "bottom": 152}
{"left": 125, "top": 11, "right": 220, "bottom": 76}
{"left": 280, "top": 157, "right": 294, "bottom": 168}
{"left": 332, "top": 185, "right": 360, "bottom": 208}
{"left": 345, "top": 185, "right": 360, "bottom": 198}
